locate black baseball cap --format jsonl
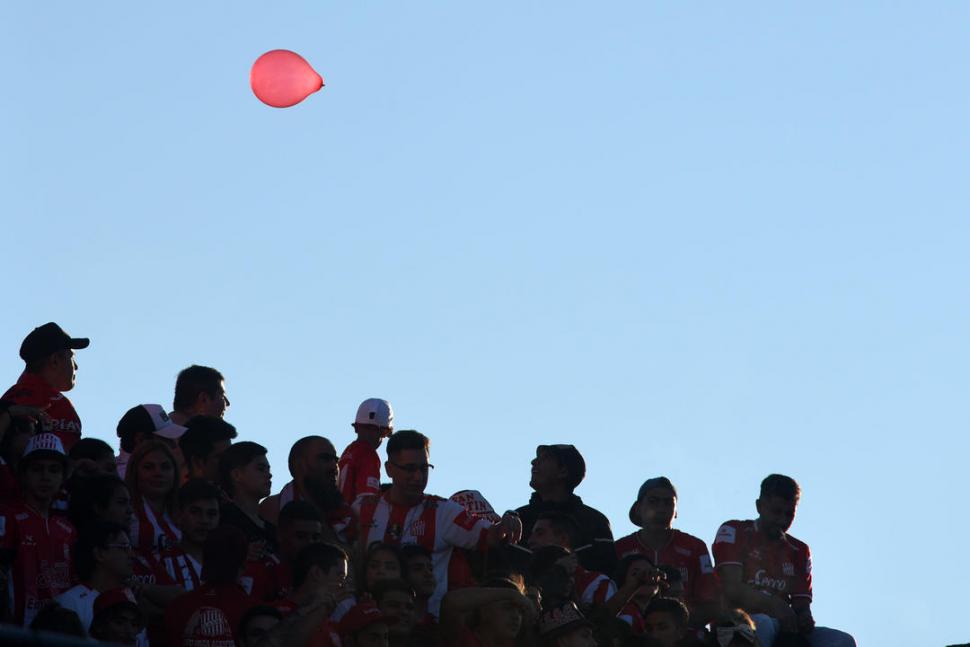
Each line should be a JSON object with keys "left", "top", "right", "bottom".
{"left": 19, "top": 323, "right": 89, "bottom": 363}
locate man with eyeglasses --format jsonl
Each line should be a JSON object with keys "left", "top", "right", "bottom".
{"left": 516, "top": 444, "right": 616, "bottom": 576}
{"left": 260, "top": 435, "right": 352, "bottom": 544}
{"left": 355, "top": 429, "right": 522, "bottom": 617}
{"left": 55, "top": 521, "right": 144, "bottom": 643}
{"left": 615, "top": 477, "right": 719, "bottom": 632}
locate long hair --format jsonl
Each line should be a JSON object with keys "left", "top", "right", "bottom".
{"left": 125, "top": 440, "right": 179, "bottom": 514}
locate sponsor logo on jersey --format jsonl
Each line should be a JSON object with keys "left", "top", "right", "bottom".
{"left": 752, "top": 569, "right": 787, "bottom": 592}
{"left": 783, "top": 562, "right": 795, "bottom": 576}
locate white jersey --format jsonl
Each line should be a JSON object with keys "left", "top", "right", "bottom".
{"left": 355, "top": 493, "right": 494, "bottom": 615}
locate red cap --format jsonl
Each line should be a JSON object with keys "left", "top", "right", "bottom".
{"left": 93, "top": 588, "right": 139, "bottom": 617}
{"left": 337, "top": 601, "right": 397, "bottom": 638}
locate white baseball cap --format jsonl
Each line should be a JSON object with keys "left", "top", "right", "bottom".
{"left": 354, "top": 398, "right": 394, "bottom": 429}
{"left": 117, "top": 404, "right": 188, "bottom": 441}
{"left": 23, "top": 433, "right": 66, "bottom": 458}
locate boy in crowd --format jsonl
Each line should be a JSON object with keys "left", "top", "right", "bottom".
{"left": 0, "top": 433, "right": 76, "bottom": 626}
{"left": 354, "top": 429, "right": 522, "bottom": 616}
{"left": 169, "top": 365, "right": 230, "bottom": 426}
{"left": 156, "top": 478, "right": 222, "bottom": 590}
{"left": 516, "top": 444, "right": 615, "bottom": 575}
{"left": 339, "top": 398, "right": 394, "bottom": 505}
{"left": 269, "top": 542, "right": 349, "bottom": 616}
{"left": 642, "top": 597, "right": 693, "bottom": 647}
{"left": 89, "top": 589, "right": 145, "bottom": 647}
{"left": 713, "top": 474, "right": 855, "bottom": 647}
{"left": 2, "top": 322, "right": 88, "bottom": 451}
{"left": 239, "top": 605, "right": 283, "bottom": 647}
{"left": 179, "top": 416, "right": 237, "bottom": 484}
{"left": 372, "top": 579, "right": 417, "bottom": 646}
{"left": 339, "top": 600, "right": 396, "bottom": 647}
{"left": 55, "top": 521, "right": 136, "bottom": 632}
{"left": 615, "top": 477, "right": 718, "bottom": 629}
{"left": 400, "top": 544, "right": 437, "bottom": 626}
{"left": 163, "top": 525, "right": 253, "bottom": 647}
{"left": 269, "top": 501, "right": 325, "bottom": 598}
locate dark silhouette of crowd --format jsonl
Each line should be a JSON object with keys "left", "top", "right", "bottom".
{"left": 0, "top": 323, "right": 856, "bottom": 647}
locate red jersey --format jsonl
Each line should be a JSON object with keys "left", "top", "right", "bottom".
{"left": 157, "top": 546, "right": 203, "bottom": 591}
{"left": 1, "top": 373, "right": 82, "bottom": 451}
{"left": 615, "top": 530, "right": 718, "bottom": 609}
{"left": 574, "top": 566, "right": 616, "bottom": 608}
{"left": 618, "top": 601, "right": 645, "bottom": 635}
{"left": 711, "top": 520, "right": 812, "bottom": 604}
{"left": 337, "top": 439, "right": 381, "bottom": 505}
{"left": 129, "top": 498, "right": 181, "bottom": 559}
{"left": 0, "top": 503, "right": 76, "bottom": 626}
{"left": 240, "top": 553, "right": 283, "bottom": 601}
{"left": 355, "top": 492, "right": 493, "bottom": 616}
{"left": 164, "top": 582, "right": 253, "bottom": 647}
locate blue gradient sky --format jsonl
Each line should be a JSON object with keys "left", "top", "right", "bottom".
{"left": 3, "top": 3, "right": 968, "bottom": 644}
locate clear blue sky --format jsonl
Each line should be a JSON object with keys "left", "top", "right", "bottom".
{"left": 3, "top": 3, "right": 967, "bottom": 644}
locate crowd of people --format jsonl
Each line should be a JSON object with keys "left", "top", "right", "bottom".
{"left": 0, "top": 322, "right": 856, "bottom": 647}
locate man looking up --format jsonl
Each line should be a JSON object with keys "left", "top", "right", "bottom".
{"left": 614, "top": 477, "right": 718, "bottom": 629}
{"left": 2, "top": 322, "right": 89, "bottom": 451}
{"left": 261, "top": 436, "right": 351, "bottom": 543}
{"left": 712, "top": 474, "right": 856, "bottom": 647}
{"left": 338, "top": 398, "right": 393, "bottom": 505}
{"left": 355, "top": 429, "right": 522, "bottom": 616}
{"left": 178, "top": 416, "right": 237, "bottom": 484}
{"left": 516, "top": 444, "right": 615, "bottom": 575}
{"left": 169, "top": 365, "right": 229, "bottom": 426}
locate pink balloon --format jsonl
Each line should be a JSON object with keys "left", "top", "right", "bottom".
{"left": 250, "top": 50, "right": 324, "bottom": 108}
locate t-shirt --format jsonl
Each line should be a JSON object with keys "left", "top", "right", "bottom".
{"left": 614, "top": 529, "right": 718, "bottom": 615}
{"left": 355, "top": 492, "right": 493, "bottom": 616}
{"left": 337, "top": 439, "right": 381, "bottom": 505}
{"left": 0, "top": 503, "right": 76, "bottom": 626}
{"left": 711, "top": 519, "right": 812, "bottom": 604}
{"left": 163, "top": 582, "right": 253, "bottom": 647}
{"left": 130, "top": 498, "right": 181, "bottom": 559}
{"left": 1, "top": 373, "right": 82, "bottom": 451}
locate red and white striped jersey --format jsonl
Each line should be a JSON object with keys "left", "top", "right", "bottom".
{"left": 128, "top": 498, "right": 181, "bottom": 559}
{"left": 573, "top": 566, "right": 616, "bottom": 609}
{"left": 355, "top": 492, "right": 493, "bottom": 615}
{"left": 156, "top": 546, "right": 203, "bottom": 591}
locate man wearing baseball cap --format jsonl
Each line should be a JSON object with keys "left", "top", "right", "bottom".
{"left": 338, "top": 398, "right": 394, "bottom": 505}
{"left": 0, "top": 433, "right": 76, "bottom": 626}
{"left": 614, "top": 477, "right": 718, "bottom": 630}
{"left": 2, "top": 322, "right": 89, "bottom": 451}
{"left": 115, "top": 404, "right": 188, "bottom": 479}
{"left": 515, "top": 444, "right": 616, "bottom": 576}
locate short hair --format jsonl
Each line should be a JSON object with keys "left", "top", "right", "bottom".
{"left": 614, "top": 553, "right": 655, "bottom": 586}
{"left": 279, "top": 501, "right": 322, "bottom": 529}
{"left": 534, "top": 511, "right": 581, "bottom": 548}
{"left": 240, "top": 605, "right": 283, "bottom": 636}
{"left": 287, "top": 435, "right": 327, "bottom": 476}
{"left": 68, "top": 437, "right": 113, "bottom": 462}
{"left": 179, "top": 416, "right": 238, "bottom": 467}
{"left": 370, "top": 578, "right": 415, "bottom": 604}
{"left": 759, "top": 474, "right": 801, "bottom": 502}
{"left": 67, "top": 474, "right": 127, "bottom": 530}
{"left": 529, "top": 545, "right": 571, "bottom": 581}
{"left": 178, "top": 478, "right": 223, "bottom": 509}
{"left": 74, "top": 521, "right": 129, "bottom": 581}
{"left": 173, "top": 365, "right": 225, "bottom": 412}
{"left": 29, "top": 603, "right": 86, "bottom": 636}
{"left": 219, "top": 441, "right": 268, "bottom": 497}
{"left": 643, "top": 597, "right": 689, "bottom": 629}
{"left": 537, "top": 445, "right": 586, "bottom": 491}
{"left": 386, "top": 430, "right": 429, "bottom": 457}
{"left": 292, "top": 543, "right": 348, "bottom": 589}
{"left": 399, "top": 544, "right": 432, "bottom": 565}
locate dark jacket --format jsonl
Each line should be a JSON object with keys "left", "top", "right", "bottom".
{"left": 516, "top": 492, "right": 616, "bottom": 575}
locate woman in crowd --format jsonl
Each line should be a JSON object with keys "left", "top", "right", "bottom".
{"left": 125, "top": 440, "right": 181, "bottom": 558}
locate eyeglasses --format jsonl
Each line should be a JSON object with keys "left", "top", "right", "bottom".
{"left": 388, "top": 461, "right": 434, "bottom": 474}
{"left": 105, "top": 543, "right": 133, "bottom": 553}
